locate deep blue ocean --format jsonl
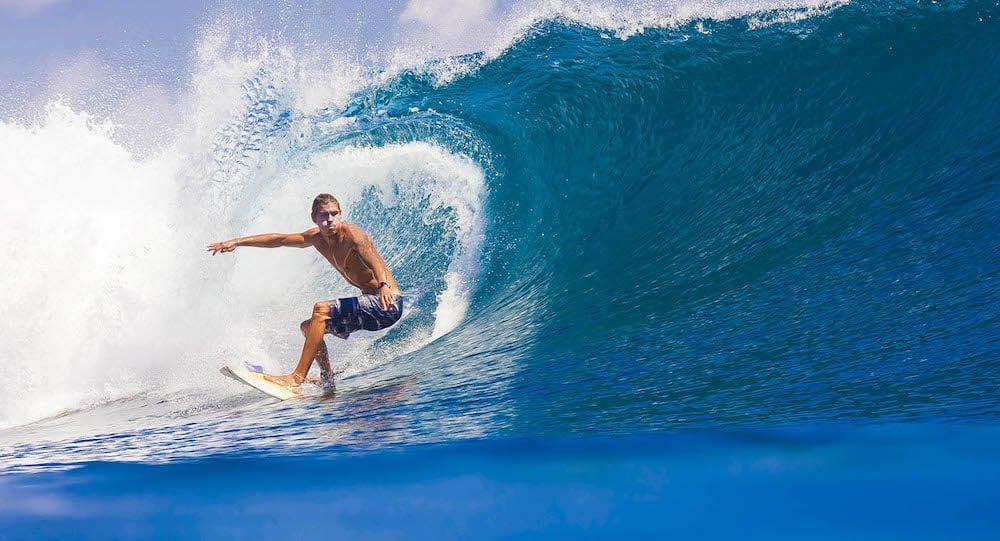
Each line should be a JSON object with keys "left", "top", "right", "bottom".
{"left": 2, "top": 0, "right": 999, "bottom": 538}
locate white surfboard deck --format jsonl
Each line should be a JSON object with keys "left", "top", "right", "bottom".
{"left": 220, "top": 365, "right": 301, "bottom": 400}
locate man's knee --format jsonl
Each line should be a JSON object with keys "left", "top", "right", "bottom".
{"left": 300, "top": 319, "right": 311, "bottom": 334}
{"left": 311, "top": 301, "right": 331, "bottom": 320}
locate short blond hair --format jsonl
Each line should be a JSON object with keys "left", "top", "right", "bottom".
{"left": 311, "top": 193, "right": 340, "bottom": 219}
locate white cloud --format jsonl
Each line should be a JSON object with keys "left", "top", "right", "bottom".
{"left": 399, "top": 0, "right": 496, "bottom": 28}
{"left": 396, "top": 0, "right": 500, "bottom": 57}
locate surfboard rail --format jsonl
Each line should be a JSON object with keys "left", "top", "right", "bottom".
{"left": 220, "top": 366, "right": 301, "bottom": 400}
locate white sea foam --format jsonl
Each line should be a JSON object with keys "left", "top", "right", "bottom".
{"left": 0, "top": 39, "right": 485, "bottom": 431}
{"left": 0, "top": 103, "right": 190, "bottom": 428}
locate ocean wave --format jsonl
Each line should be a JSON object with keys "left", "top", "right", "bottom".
{"left": 2, "top": 0, "right": 998, "bottom": 435}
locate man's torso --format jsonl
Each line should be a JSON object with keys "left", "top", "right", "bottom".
{"left": 308, "top": 224, "right": 398, "bottom": 295}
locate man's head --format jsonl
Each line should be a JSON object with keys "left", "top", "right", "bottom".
{"left": 311, "top": 193, "right": 342, "bottom": 234}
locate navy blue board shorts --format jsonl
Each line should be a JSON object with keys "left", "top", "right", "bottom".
{"left": 325, "top": 294, "right": 404, "bottom": 339}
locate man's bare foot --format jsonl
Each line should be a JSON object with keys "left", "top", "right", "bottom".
{"left": 265, "top": 373, "right": 305, "bottom": 388}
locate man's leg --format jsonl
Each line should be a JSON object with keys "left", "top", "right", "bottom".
{"left": 300, "top": 319, "right": 333, "bottom": 377}
{"left": 267, "top": 301, "right": 330, "bottom": 387}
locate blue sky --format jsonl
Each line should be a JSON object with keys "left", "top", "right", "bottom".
{"left": 2, "top": 1, "right": 205, "bottom": 93}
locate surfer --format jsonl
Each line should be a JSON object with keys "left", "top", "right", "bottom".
{"left": 207, "top": 193, "right": 403, "bottom": 388}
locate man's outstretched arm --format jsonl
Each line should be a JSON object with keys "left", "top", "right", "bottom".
{"left": 207, "top": 229, "right": 316, "bottom": 255}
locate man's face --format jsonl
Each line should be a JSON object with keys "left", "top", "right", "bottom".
{"left": 314, "top": 202, "right": 343, "bottom": 234}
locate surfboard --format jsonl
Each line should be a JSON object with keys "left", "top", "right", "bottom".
{"left": 220, "top": 365, "right": 301, "bottom": 400}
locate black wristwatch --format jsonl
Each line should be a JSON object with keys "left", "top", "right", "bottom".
{"left": 378, "top": 281, "right": 390, "bottom": 289}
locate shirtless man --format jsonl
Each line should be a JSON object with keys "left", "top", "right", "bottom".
{"left": 207, "top": 193, "right": 403, "bottom": 388}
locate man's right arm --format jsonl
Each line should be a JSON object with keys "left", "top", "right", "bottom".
{"left": 207, "top": 229, "right": 316, "bottom": 255}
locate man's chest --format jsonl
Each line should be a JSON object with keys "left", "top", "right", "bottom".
{"left": 316, "top": 243, "right": 357, "bottom": 269}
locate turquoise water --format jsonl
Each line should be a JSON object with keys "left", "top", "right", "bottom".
{"left": 2, "top": 0, "right": 999, "bottom": 537}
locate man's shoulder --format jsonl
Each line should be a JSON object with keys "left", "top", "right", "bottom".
{"left": 343, "top": 223, "right": 372, "bottom": 241}
{"left": 300, "top": 227, "right": 322, "bottom": 242}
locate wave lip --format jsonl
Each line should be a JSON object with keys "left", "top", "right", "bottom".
{"left": 388, "top": 0, "right": 850, "bottom": 85}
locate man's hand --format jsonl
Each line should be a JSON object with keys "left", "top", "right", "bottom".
{"left": 378, "top": 287, "right": 396, "bottom": 312}
{"left": 207, "top": 240, "right": 237, "bottom": 255}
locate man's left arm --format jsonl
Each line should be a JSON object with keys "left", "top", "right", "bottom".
{"left": 353, "top": 229, "right": 396, "bottom": 310}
